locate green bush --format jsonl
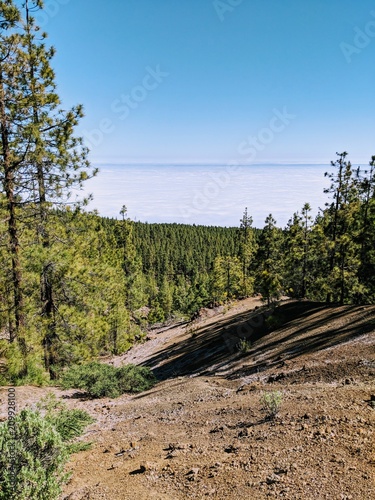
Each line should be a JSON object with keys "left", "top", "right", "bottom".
{"left": 117, "top": 364, "right": 157, "bottom": 392}
{"left": 237, "top": 338, "right": 252, "bottom": 353}
{"left": 37, "top": 393, "right": 95, "bottom": 452}
{"left": 0, "top": 408, "right": 69, "bottom": 500}
{"left": 0, "top": 394, "right": 95, "bottom": 499}
{"left": 60, "top": 362, "right": 156, "bottom": 398}
{"left": 260, "top": 390, "right": 283, "bottom": 419}
{"left": 49, "top": 408, "right": 94, "bottom": 442}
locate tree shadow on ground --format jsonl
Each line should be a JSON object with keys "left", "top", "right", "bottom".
{"left": 229, "top": 302, "right": 375, "bottom": 381}
{"left": 141, "top": 301, "right": 375, "bottom": 382}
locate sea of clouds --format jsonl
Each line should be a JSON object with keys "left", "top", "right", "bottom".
{"left": 82, "top": 164, "right": 333, "bottom": 228}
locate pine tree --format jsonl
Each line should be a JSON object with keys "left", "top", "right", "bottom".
{"left": 211, "top": 255, "right": 242, "bottom": 304}
{"left": 159, "top": 275, "right": 173, "bottom": 319}
{"left": 118, "top": 205, "right": 146, "bottom": 312}
{"left": 0, "top": 1, "right": 94, "bottom": 378}
{"left": 355, "top": 156, "right": 375, "bottom": 301}
{"left": 256, "top": 214, "right": 283, "bottom": 306}
{"left": 284, "top": 203, "right": 313, "bottom": 298}
{"left": 323, "top": 153, "right": 361, "bottom": 304}
{"left": 0, "top": 1, "right": 26, "bottom": 351}
{"left": 238, "top": 207, "right": 257, "bottom": 297}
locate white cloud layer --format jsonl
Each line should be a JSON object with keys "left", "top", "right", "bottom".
{"left": 83, "top": 164, "right": 333, "bottom": 228}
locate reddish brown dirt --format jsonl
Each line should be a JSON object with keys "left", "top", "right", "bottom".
{"left": 1, "top": 298, "right": 374, "bottom": 499}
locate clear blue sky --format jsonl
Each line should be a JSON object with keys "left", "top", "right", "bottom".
{"left": 38, "top": 0, "right": 375, "bottom": 164}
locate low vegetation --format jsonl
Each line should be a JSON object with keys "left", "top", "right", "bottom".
{"left": 0, "top": 394, "right": 94, "bottom": 500}
{"left": 237, "top": 338, "right": 252, "bottom": 353}
{"left": 60, "top": 362, "right": 157, "bottom": 398}
{"left": 260, "top": 390, "right": 283, "bottom": 419}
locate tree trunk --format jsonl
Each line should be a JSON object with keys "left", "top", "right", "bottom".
{"left": 0, "top": 68, "right": 26, "bottom": 353}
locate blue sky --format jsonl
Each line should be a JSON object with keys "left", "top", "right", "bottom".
{"left": 39, "top": 0, "right": 375, "bottom": 165}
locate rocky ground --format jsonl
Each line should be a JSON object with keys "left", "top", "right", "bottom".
{"left": 1, "top": 298, "right": 374, "bottom": 499}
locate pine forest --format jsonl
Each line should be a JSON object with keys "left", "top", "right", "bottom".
{"left": 1, "top": 2, "right": 375, "bottom": 386}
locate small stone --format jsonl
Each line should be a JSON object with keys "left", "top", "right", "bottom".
{"left": 188, "top": 467, "right": 200, "bottom": 475}
{"left": 129, "top": 465, "right": 146, "bottom": 475}
{"left": 210, "top": 425, "right": 224, "bottom": 433}
{"left": 140, "top": 461, "right": 158, "bottom": 471}
{"left": 186, "top": 468, "right": 200, "bottom": 480}
{"left": 238, "top": 428, "right": 248, "bottom": 438}
{"left": 274, "top": 467, "right": 288, "bottom": 475}
{"left": 114, "top": 450, "right": 125, "bottom": 457}
{"left": 266, "top": 473, "right": 281, "bottom": 484}
{"left": 224, "top": 444, "right": 238, "bottom": 453}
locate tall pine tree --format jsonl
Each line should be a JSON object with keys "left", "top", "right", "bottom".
{"left": 0, "top": 0, "right": 94, "bottom": 378}
{"left": 323, "top": 153, "right": 361, "bottom": 304}
{"left": 238, "top": 207, "right": 257, "bottom": 297}
{"left": 256, "top": 214, "right": 283, "bottom": 306}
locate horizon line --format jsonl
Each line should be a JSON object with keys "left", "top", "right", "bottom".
{"left": 90, "top": 159, "right": 369, "bottom": 167}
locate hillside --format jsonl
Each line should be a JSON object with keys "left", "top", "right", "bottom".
{"left": 1, "top": 298, "right": 374, "bottom": 499}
